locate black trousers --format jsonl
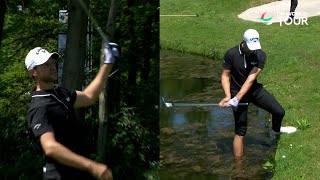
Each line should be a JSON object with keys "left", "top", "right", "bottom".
{"left": 231, "top": 87, "right": 285, "bottom": 136}
{"left": 290, "top": 0, "right": 298, "bottom": 17}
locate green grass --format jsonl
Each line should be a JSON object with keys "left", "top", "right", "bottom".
{"left": 160, "top": 0, "right": 320, "bottom": 179}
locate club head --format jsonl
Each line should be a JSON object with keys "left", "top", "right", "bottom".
{"left": 162, "top": 97, "right": 173, "bottom": 108}
{"left": 165, "top": 102, "right": 173, "bottom": 107}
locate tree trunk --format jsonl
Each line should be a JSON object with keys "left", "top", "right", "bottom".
{"left": 97, "top": 0, "right": 118, "bottom": 162}
{"left": 0, "top": 0, "right": 7, "bottom": 47}
{"left": 141, "top": 16, "right": 152, "bottom": 81}
{"left": 62, "top": 0, "right": 88, "bottom": 90}
{"left": 61, "top": 0, "right": 89, "bottom": 137}
{"left": 126, "top": 0, "right": 137, "bottom": 107}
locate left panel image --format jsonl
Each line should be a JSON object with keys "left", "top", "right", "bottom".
{"left": 0, "top": 0, "right": 159, "bottom": 179}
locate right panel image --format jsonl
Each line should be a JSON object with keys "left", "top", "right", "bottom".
{"left": 160, "top": 0, "right": 319, "bottom": 179}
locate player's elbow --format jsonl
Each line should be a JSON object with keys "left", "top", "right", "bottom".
{"left": 40, "top": 132, "right": 61, "bottom": 157}
{"left": 85, "top": 96, "right": 96, "bottom": 106}
{"left": 75, "top": 92, "right": 97, "bottom": 108}
{"left": 42, "top": 141, "right": 59, "bottom": 157}
{"left": 82, "top": 91, "right": 98, "bottom": 106}
{"left": 40, "top": 137, "right": 58, "bottom": 157}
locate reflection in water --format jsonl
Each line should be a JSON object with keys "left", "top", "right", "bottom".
{"left": 161, "top": 78, "right": 214, "bottom": 102}
{"left": 160, "top": 50, "right": 273, "bottom": 179}
{"left": 172, "top": 112, "right": 187, "bottom": 127}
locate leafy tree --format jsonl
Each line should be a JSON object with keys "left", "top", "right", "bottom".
{"left": 0, "top": 0, "right": 159, "bottom": 179}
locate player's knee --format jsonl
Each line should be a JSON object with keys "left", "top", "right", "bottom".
{"left": 235, "top": 127, "right": 247, "bottom": 136}
{"left": 274, "top": 107, "right": 285, "bottom": 118}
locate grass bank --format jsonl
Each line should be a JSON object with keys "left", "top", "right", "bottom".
{"left": 160, "top": 0, "right": 320, "bottom": 179}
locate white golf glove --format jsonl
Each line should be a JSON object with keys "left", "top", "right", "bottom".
{"left": 104, "top": 42, "right": 120, "bottom": 64}
{"left": 228, "top": 97, "right": 239, "bottom": 107}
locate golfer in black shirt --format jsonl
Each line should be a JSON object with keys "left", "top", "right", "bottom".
{"left": 219, "top": 29, "right": 285, "bottom": 158}
{"left": 25, "top": 43, "right": 118, "bottom": 179}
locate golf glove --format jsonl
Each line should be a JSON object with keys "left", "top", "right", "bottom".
{"left": 104, "top": 42, "right": 119, "bottom": 64}
{"left": 228, "top": 97, "right": 239, "bottom": 107}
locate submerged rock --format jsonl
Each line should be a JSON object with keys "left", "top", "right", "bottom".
{"left": 161, "top": 127, "right": 176, "bottom": 136}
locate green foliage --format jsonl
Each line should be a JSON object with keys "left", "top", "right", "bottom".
{"left": 262, "top": 153, "right": 276, "bottom": 172}
{"left": 107, "top": 107, "right": 159, "bottom": 179}
{"left": 0, "top": 50, "right": 41, "bottom": 179}
{"left": 295, "top": 118, "right": 310, "bottom": 131}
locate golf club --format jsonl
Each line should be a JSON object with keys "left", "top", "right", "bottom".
{"left": 77, "top": 0, "right": 110, "bottom": 44}
{"left": 77, "top": 0, "right": 119, "bottom": 77}
{"left": 160, "top": 14, "right": 198, "bottom": 17}
{"left": 108, "top": 68, "right": 119, "bottom": 77}
{"left": 161, "top": 97, "right": 249, "bottom": 108}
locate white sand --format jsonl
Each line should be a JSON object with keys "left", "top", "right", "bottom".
{"left": 238, "top": 0, "right": 320, "bottom": 24}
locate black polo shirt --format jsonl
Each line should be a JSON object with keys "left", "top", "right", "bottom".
{"left": 27, "top": 85, "right": 92, "bottom": 179}
{"left": 28, "top": 85, "right": 77, "bottom": 145}
{"left": 222, "top": 43, "right": 266, "bottom": 91}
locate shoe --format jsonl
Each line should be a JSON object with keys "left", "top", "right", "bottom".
{"left": 286, "top": 17, "right": 294, "bottom": 23}
{"left": 286, "top": 18, "right": 292, "bottom": 23}
{"left": 286, "top": 15, "right": 296, "bottom": 23}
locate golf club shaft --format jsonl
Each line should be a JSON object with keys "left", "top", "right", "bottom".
{"left": 77, "top": 0, "right": 110, "bottom": 43}
{"left": 171, "top": 102, "right": 248, "bottom": 107}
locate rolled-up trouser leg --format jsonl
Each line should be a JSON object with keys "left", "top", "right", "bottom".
{"left": 232, "top": 103, "right": 249, "bottom": 136}
{"left": 231, "top": 89, "right": 250, "bottom": 136}
{"left": 252, "top": 87, "right": 285, "bottom": 132}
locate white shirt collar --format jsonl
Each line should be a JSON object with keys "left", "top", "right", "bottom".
{"left": 239, "top": 44, "right": 242, "bottom": 55}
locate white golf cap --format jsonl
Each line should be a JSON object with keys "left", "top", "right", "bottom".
{"left": 243, "top": 29, "right": 261, "bottom": 50}
{"left": 25, "top": 47, "right": 59, "bottom": 70}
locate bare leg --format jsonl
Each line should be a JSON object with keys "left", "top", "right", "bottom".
{"left": 232, "top": 155, "right": 245, "bottom": 179}
{"left": 233, "top": 134, "right": 244, "bottom": 157}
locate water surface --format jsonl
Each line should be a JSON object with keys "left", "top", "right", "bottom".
{"left": 160, "top": 50, "right": 273, "bottom": 179}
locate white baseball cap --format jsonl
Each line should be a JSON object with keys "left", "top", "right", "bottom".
{"left": 25, "top": 47, "right": 59, "bottom": 70}
{"left": 243, "top": 29, "right": 261, "bottom": 50}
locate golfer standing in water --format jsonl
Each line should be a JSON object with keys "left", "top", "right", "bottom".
{"left": 219, "top": 29, "right": 285, "bottom": 158}
{"left": 26, "top": 43, "right": 118, "bottom": 179}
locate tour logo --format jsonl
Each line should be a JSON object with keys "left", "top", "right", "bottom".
{"left": 257, "top": 11, "right": 309, "bottom": 26}
{"left": 258, "top": 12, "right": 273, "bottom": 22}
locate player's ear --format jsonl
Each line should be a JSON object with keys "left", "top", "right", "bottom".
{"left": 28, "top": 68, "right": 38, "bottom": 79}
